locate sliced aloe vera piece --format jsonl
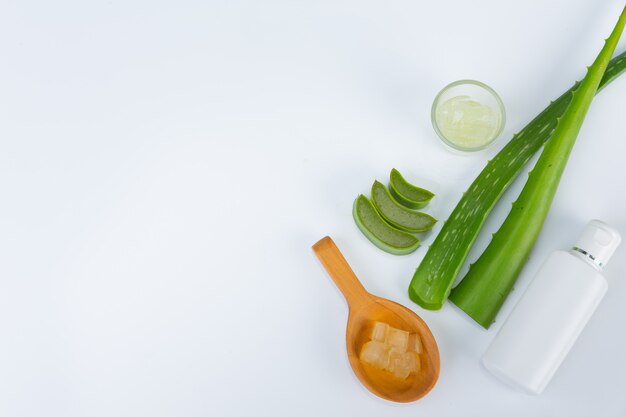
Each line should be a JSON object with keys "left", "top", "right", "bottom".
{"left": 371, "top": 181, "right": 437, "bottom": 233}
{"left": 353, "top": 195, "right": 420, "bottom": 255}
{"left": 389, "top": 168, "right": 435, "bottom": 209}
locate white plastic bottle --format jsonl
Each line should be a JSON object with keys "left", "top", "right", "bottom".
{"left": 481, "top": 220, "right": 621, "bottom": 395}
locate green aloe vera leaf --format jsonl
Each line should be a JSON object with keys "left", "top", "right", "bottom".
{"left": 408, "top": 48, "right": 626, "bottom": 308}
{"left": 371, "top": 180, "right": 437, "bottom": 233}
{"left": 389, "top": 168, "right": 435, "bottom": 209}
{"left": 353, "top": 195, "right": 420, "bottom": 255}
{"left": 449, "top": 8, "right": 626, "bottom": 328}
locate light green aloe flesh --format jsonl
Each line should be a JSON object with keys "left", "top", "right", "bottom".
{"left": 449, "top": 9, "right": 626, "bottom": 328}
{"left": 389, "top": 168, "right": 435, "bottom": 209}
{"left": 408, "top": 47, "right": 626, "bottom": 308}
{"left": 371, "top": 180, "right": 437, "bottom": 233}
{"left": 435, "top": 95, "right": 502, "bottom": 149}
{"left": 353, "top": 195, "right": 420, "bottom": 255}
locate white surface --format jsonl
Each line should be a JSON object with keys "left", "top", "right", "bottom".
{"left": 1, "top": 1, "right": 626, "bottom": 416}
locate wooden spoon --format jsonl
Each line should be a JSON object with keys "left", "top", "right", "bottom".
{"left": 312, "top": 236, "right": 440, "bottom": 402}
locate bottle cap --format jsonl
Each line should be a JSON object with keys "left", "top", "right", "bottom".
{"left": 573, "top": 220, "right": 622, "bottom": 269}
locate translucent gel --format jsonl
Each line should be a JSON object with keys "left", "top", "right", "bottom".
{"left": 359, "top": 321, "right": 422, "bottom": 379}
{"left": 435, "top": 95, "right": 501, "bottom": 149}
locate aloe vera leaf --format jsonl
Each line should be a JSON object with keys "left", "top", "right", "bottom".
{"left": 353, "top": 195, "right": 420, "bottom": 255}
{"left": 449, "top": 8, "right": 626, "bottom": 328}
{"left": 408, "top": 48, "right": 626, "bottom": 310}
{"left": 371, "top": 181, "right": 437, "bottom": 233}
{"left": 389, "top": 168, "right": 435, "bottom": 209}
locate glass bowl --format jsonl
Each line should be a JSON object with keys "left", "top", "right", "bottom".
{"left": 431, "top": 80, "right": 506, "bottom": 152}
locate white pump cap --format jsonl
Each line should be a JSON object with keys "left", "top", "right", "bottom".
{"left": 573, "top": 220, "right": 622, "bottom": 269}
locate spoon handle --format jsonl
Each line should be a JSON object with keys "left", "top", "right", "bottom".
{"left": 313, "top": 236, "right": 372, "bottom": 309}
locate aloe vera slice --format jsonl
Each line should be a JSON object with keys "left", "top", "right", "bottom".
{"left": 353, "top": 195, "right": 420, "bottom": 255}
{"left": 371, "top": 181, "right": 437, "bottom": 233}
{"left": 408, "top": 46, "right": 626, "bottom": 311}
{"left": 389, "top": 168, "right": 435, "bottom": 209}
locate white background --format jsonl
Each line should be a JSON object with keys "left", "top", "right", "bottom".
{"left": 1, "top": 0, "right": 626, "bottom": 416}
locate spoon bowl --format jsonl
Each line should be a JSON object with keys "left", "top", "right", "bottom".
{"left": 313, "top": 236, "right": 440, "bottom": 402}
